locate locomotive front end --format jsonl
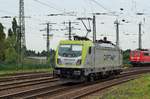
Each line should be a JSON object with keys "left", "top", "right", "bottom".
{"left": 54, "top": 40, "right": 91, "bottom": 81}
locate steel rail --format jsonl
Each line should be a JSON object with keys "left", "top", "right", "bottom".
{"left": 0, "top": 77, "right": 58, "bottom": 91}
{"left": 0, "top": 80, "right": 63, "bottom": 98}
{"left": 0, "top": 72, "right": 51, "bottom": 82}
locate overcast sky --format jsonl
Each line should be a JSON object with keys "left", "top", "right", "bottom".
{"left": 0, "top": 0, "right": 150, "bottom": 51}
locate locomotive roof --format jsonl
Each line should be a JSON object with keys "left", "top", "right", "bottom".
{"left": 59, "top": 40, "right": 93, "bottom": 46}
{"left": 97, "top": 43, "right": 116, "bottom": 48}
{"left": 131, "top": 49, "right": 150, "bottom": 53}
{"left": 59, "top": 40, "right": 118, "bottom": 48}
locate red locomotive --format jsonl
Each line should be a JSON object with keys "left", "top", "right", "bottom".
{"left": 130, "top": 49, "right": 150, "bottom": 66}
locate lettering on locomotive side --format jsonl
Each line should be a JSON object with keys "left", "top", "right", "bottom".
{"left": 104, "top": 54, "right": 116, "bottom": 61}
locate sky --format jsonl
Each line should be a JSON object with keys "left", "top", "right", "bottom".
{"left": 0, "top": 0, "right": 150, "bottom": 52}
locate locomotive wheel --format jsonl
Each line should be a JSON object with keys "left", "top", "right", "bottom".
{"left": 88, "top": 74, "right": 95, "bottom": 82}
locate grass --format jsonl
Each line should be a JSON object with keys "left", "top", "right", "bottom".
{"left": 0, "top": 63, "right": 53, "bottom": 76}
{"left": 97, "top": 73, "right": 150, "bottom": 99}
{"left": 0, "top": 68, "right": 53, "bottom": 76}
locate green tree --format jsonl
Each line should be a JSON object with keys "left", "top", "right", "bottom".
{"left": 6, "top": 28, "right": 16, "bottom": 48}
{"left": 4, "top": 18, "right": 18, "bottom": 63}
{"left": 5, "top": 30, "right": 17, "bottom": 63}
{"left": 8, "top": 28, "right": 13, "bottom": 37}
{"left": 0, "top": 23, "right": 5, "bottom": 40}
{"left": 123, "top": 49, "right": 131, "bottom": 64}
{"left": 5, "top": 27, "right": 18, "bottom": 63}
{"left": 12, "top": 18, "right": 19, "bottom": 52}
{"left": 0, "top": 18, "right": 19, "bottom": 63}
{"left": 12, "top": 18, "right": 18, "bottom": 36}
{"left": 5, "top": 47, "right": 17, "bottom": 63}
{"left": 0, "top": 23, "right": 6, "bottom": 62}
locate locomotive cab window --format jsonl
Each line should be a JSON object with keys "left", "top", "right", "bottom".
{"left": 144, "top": 53, "right": 149, "bottom": 56}
{"left": 58, "top": 44, "right": 82, "bottom": 57}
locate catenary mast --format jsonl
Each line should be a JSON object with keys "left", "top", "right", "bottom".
{"left": 19, "top": 0, "right": 26, "bottom": 64}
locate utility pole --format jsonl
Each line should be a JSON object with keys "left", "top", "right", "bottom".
{"left": 93, "top": 15, "right": 96, "bottom": 43}
{"left": 69, "top": 21, "right": 71, "bottom": 40}
{"left": 62, "top": 21, "right": 79, "bottom": 40}
{"left": 19, "top": 0, "right": 26, "bottom": 65}
{"left": 136, "top": 12, "right": 145, "bottom": 50}
{"left": 46, "top": 23, "right": 50, "bottom": 62}
{"left": 92, "top": 15, "right": 96, "bottom": 68}
{"left": 114, "top": 19, "right": 119, "bottom": 47}
{"left": 17, "top": 27, "right": 21, "bottom": 67}
{"left": 40, "top": 22, "right": 56, "bottom": 64}
{"left": 138, "top": 22, "right": 142, "bottom": 50}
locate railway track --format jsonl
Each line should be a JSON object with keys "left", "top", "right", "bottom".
{"left": 0, "top": 72, "right": 52, "bottom": 83}
{"left": 0, "top": 72, "right": 60, "bottom": 98}
{"left": 37, "top": 67, "right": 150, "bottom": 99}
{"left": 0, "top": 67, "right": 150, "bottom": 99}
{"left": 0, "top": 79, "right": 63, "bottom": 98}
{"left": 0, "top": 76, "right": 58, "bottom": 91}
{"left": 48, "top": 75, "right": 139, "bottom": 99}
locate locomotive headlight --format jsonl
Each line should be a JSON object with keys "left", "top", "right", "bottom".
{"left": 57, "top": 58, "right": 62, "bottom": 65}
{"left": 76, "top": 59, "right": 82, "bottom": 65}
{"left": 55, "top": 69, "right": 60, "bottom": 74}
{"left": 136, "top": 57, "right": 140, "bottom": 60}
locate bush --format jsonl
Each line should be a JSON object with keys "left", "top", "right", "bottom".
{"left": 5, "top": 47, "right": 17, "bottom": 63}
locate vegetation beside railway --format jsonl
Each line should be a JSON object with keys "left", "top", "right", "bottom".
{"left": 123, "top": 49, "right": 131, "bottom": 66}
{"left": 0, "top": 64, "right": 52, "bottom": 76}
{"left": 99, "top": 73, "right": 150, "bottom": 99}
{"left": 0, "top": 18, "right": 55, "bottom": 76}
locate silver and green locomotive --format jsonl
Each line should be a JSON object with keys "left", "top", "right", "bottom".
{"left": 54, "top": 38, "right": 123, "bottom": 81}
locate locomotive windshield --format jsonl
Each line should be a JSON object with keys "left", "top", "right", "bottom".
{"left": 58, "top": 44, "right": 82, "bottom": 57}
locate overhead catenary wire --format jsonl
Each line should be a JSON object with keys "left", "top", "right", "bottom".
{"left": 89, "top": 0, "right": 114, "bottom": 13}
{"left": 85, "top": 0, "right": 94, "bottom": 14}
{"left": 33, "top": 0, "right": 79, "bottom": 17}
{"left": 33, "top": 0, "right": 65, "bottom": 12}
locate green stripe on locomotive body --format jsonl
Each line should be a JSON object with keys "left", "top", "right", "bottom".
{"left": 55, "top": 40, "right": 93, "bottom": 68}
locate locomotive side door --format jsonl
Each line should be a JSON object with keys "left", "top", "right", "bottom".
{"left": 91, "top": 46, "right": 95, "bottom": 67}
{"left": 86, "top": 46, "right": 95, "bottom": 67}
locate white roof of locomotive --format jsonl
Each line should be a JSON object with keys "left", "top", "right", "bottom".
{"left": 96, "top": 42, "right": 117, "bottom": 48}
